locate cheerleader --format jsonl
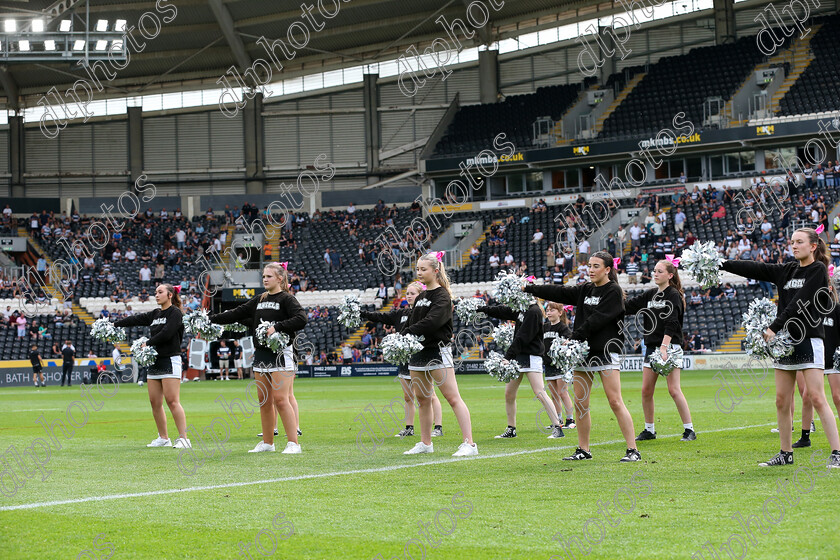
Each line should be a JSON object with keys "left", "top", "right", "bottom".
{"left": 543, "top": 303, "right": 576, "bottom": 431}
{"left": 624, "top": 258, "right": 695, "bottom": 442}
{"left": 525, "top": 251, "right": 641, "bottom": 462}
{"left": 477, "top": 300, "right": 565, "bottom": 438}
{"left": 824, "top": 280, "right": 840, "bottom": 422}
{"left": 402, "top": 252, "right": 477, "bottom": 457}
{"left": 114, "top": 284, "right": 190, "bottom": 449}
{"left": 721, "top": 228, "right": 840, "bottom": 467}
{"left": 209, "top": 262, "right": 307, "bottom": 454}
{"left": 360, "top": 281, "right": 444, "bottom": 438}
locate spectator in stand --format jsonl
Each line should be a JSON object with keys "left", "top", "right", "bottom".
{"left": 470, "top": 245, "right": 480, "bottom": 261}
{"left": 489, "top": 253, "right": 500, "bottom": 269}
{"left": 531, "top": 229, "right": 544, "bottom": 243}
{"left": 503, "top": 251, "right": 515, "bottom": 269}
{"left": 689, "top": 290, "right": 703, "bottom": 306}
{"left": 639, "top": 266, "right": 652, "bottom": 284}
{"left": 629, "top": 221, "right": 641, "bottom": 245}
{"left": 100, "top": 305, "right": 111, "bottom": 319}
{"left": 578, "top": 238, "right": 590, "bottom": 264}
{"left": 616, "top": 225, "right": 626, "bottom": 256}
{"left": 551, "top": 265, "right": 564, "bottom": 284}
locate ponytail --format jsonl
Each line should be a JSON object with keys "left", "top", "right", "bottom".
{"left": 418, "top": 253, "right": 453, "bottom": 298}
{"left": 659, "top": 260, "right": 686, "bottom": 309}
{"left": 161, "top": 283, "right": 183, "bottom": 311}
{"left": 795, "top": 227, "right": 830, "bottom": 268}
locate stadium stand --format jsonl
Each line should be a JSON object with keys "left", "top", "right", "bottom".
{"left": 779, "top": 14, "right": 840, "bottom": 116}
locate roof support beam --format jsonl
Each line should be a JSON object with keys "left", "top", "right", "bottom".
{"left": 207, "top": 0, "right": 251, "bottom": 70}
{"left": 462, "top": 0, "right": 492, "bottom": 45}
{"left": 0, "top": 68, "right": 20, "bottom": 111}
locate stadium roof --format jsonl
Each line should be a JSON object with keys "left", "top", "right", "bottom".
{"left": 0, "top": 0, "right": 596, "bottom": 106}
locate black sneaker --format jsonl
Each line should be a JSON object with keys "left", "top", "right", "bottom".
{"left": 635, "top": 429, "right": 656, "bottom": 441}
{"left": 563, "top": 418, "right": 576, "bottom": 429}
{"left": 257, "top": 429, "right": 280, "bottom": 438}
{"left": 548, "top": 425, "right": 565, "bottom": 439}
{"left": 759, "top": 450, "right": 793, "bottom": 467}
{"left": 620, "top": 448, "right": 641, "bottom": 462}
{"left": 829, "top": 450, "right": 840, "bottom": 469}
{"left": 563, "top": 447, "right": 593, "bottom": 460}
{"left": 494, "top": 426, "right": 517, "bottom": 439}
{"left": 792, "top": 436, "right": 811, "bottom": 448}
{"left": 395, "top": 427, "right": 414, "bottom": 437}
{"left": 680, "top": 429, "right": 697, "bottom": 441}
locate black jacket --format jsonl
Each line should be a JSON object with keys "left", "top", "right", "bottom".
{"left": 115, "top": 306, "right": 184, "bottom": 358}
{"left": 479, "top": 303, "right": 544, "bottom": 360}
{"left": 722, "top": 260, "right": 828, "bottom": 338}
{"left": 525, "top": 281, "right": 625, "bottom": 354}
{"left": 624, "top": 286, "right": 684, "bottom": 348}
{"left": 209, "top": 291, "right": 307, "bottom": 353}
{"left": 401, "top": 286, "right": 452, "bottom": 350}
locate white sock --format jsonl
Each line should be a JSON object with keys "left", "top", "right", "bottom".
{"left": 645, "top": 422, "right": 655, "bottom": 433}
{"left": 684, "top": 423, "right": 694, "bottom": 431}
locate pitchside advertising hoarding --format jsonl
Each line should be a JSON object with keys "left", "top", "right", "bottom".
{"left": 0, "top": 353, "right": 762, "bottom": 387}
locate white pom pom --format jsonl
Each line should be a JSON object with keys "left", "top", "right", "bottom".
{"left": 648, "top": 344, "right": 684, "bottom": 376}
{"left": 485, "top": 351, "right": 521, "bottom": 383}
{"left": 741, "top": 297, "right": 794, "bottom": 360}
{"left": 455, "top": 298, "right": 486, "bottom": 325}
{"left": 548, "top": 337, "right": 589, "bottom": 373}
{"left": 184, "top": 309, "right": 224, "bottom": 341}
{"left": 492, "top": 323, "right": 515, "bottom": 352}
{"left": 680, "top": 241, "right": 725, "bottom": 289}
{"left": 130, "top": 337, "right": 158, "bottom": 367}
{"left": 381, "top": 333, "right": 424, "bottom": 365}
{"left": 492, "top": 271, "right": 535, "bottom": 312}
{"left": 338, "top": 294, "right": 362, "bottom": 329}
{"left": 90, "top": 318, "right": 126, "bottom": 344}
{"left": 255, "top": 320, "right": 290, "bottom": 352}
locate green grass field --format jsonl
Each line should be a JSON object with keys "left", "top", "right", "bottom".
{"left": 1, "top": 370, "right": 838, "bottom": 560}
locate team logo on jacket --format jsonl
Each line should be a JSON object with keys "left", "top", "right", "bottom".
{"left": 825, "top": 318, "right": 834, "bottom": 327}
{"left": 257, "top": 302, "right": 280, "bottom": 310}
{"left": 517, "top": 313, "right": 525, "bottom": 322}
{"left": 584, "top": 296, "right": 601, "bottom": 305}
{"left": 647, "top": 300, "right": 669, "bottom": 309}
{"left": 415, "top": 299, "right": 431, "bottom": 307}
{"left": 783, "top": 279, "right": 805, "bottom": 290}
{"left": 150, "top": 318, "right": 167, "bottom": 326}
{"left": 400, "top": 316, "right": 408, "bottom": 323}
{"left": 544, "top": 331, "right": 558, "bottom": 339}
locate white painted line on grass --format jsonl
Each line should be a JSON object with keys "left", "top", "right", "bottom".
{"left": 0, "top": 422, "right": 775, "bottom": 511}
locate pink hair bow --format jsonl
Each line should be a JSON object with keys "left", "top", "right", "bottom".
{"left": 563, "top": 305, "right": 574, "bottom": 313}
{"left": 525, "top": 275, "right": 536, "bottom": 283}
{"left": 418, "top": 283, "right": 427, "bottom": 290}
{"left": 277, "top": 262, "right": 288, "bottom": 270}
{"left": 665, "top": 254, "right": 680, "bottom": 268}
{"left": 830, "top": 264, "right": 835, "bottom": 277}
{"left": 434, "top": 251, "right": 445, "bottom": 262}
{"left": 173, "top": 285, "right": 181, "bottom": 294}
{"left": 613, "top": 258, "right": 621, "bottom": 268}
{"left": 816, "top": 224, "right": 825, "bottom": 234}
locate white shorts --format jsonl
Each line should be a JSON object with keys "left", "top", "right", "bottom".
{"left": 577, "top": 352, "right": 621, "bottom": 373}
{"left": 148, "top": 356, "right": 182, "bottom": 380}
{"left": 254, "top": 345, "right": 296, "bottom": 373}
{"left": 773, "top": 338, "right": 825, "bottom": 371}
{"left": 825, "top": 369, "right": 839, "bottom": 375}
{"left": 408, "top": 346, "right": 454, "bottom": 372}
{"left": 513, "top": 354, "right": 543, "bottom": 373}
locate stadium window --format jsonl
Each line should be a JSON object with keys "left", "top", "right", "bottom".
{"left": 525, "top": 171, "right": 542, "bottom": 192}
{"left": 507, "top": 174, "right": 525, "bottom": 194}
{"left": 565, "top": 168, "right": 579, "bottom": 190}
{"left": 709, "top": 155, "right": 724, "bottom": 178}
{"left": 739, "top": 151, "right": 755, "bottom": 172}
{"left": 686, "top": 157, "right": 702, "bottom": 179}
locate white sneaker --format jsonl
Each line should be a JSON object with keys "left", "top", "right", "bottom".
{"left": 404, "top": 442, "right": 434, "bottom": 455}
{"left": 282, "top": 442, "right": 302, "bottom": 454}
{"left": 452, "top": 440, "right": 478, "bottom": 457}
{"left": 249, "top": 442, "right": 275, "bottom": 453}
{"left": 147, "top": 437, "right": 171, "bottom": 447}
{"left": 172, "top": 438, "right": 192, "bottom": 449}
{"left": 138, "top": 381, "right": 144, "bottom": 386}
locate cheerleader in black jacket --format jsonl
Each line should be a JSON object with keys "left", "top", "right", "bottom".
{"left": 624, "top": 259, "right": 695, "bottom": 443}
{"left": 478, "top": 300, "right": 565, "bottom": 439}
{"left": 525, "top": 251, "right": 641, "bottom": 462}
{"left": 114, "top": 283, "right": 190, "bottom": 449}
{"left": 402, "top": 252, "right": 477, "bottom": 457}
{"left": 208, "top": 262, "right": 307, "bottom": 454}
{"left": 544, "top": 302, "right": 576, "bottom": 430}
{"left": 823, "top": 280, "right": 840, "bottom": 423}
{"left": 361, "top": 281, "right": 443, "bottom": 438}
{"left": 721, "top": 228, "right": 840, "bottom": 467}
